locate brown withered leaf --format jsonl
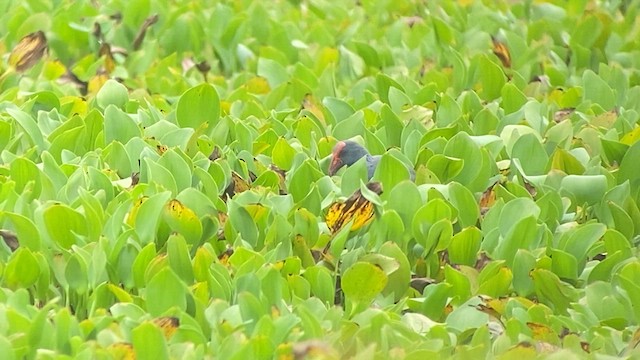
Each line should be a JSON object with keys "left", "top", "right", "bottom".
{"left": 491, "top": 36, "right": 511, "bottom": 68}
{"left": 133, "top": 14, "right": 159, "bottom": 50}
{"left": 9, "top": 31, "right": 48, "bottom": 72}
{"left": 325, "top": 182, "right": 382, "bottom": 234}
{"left": 0, "top": 230, "right": 19, "bottom": 252}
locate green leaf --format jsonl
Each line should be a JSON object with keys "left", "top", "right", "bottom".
{"left": 3, "top": 248, "right": 40, "bottom": 289}
{"left": 96, "top": 79, "right": 129, "bottom": 109}
{"left": 531, "top": 268, "right": 578, "bottom": 315}
{"left": 583, "top": 70, "right": 616, "bottom": 110}
{"left": 104, "top": 105, "right": 141, "bottom": 145}
{"left": 372, "top": 153, "right": 413, "bottom": 192}
{"left": 167, "top": 233, "right": 195, "bottom": 284}
{"left": 132, "top": 322, "right": 170, "bottom": 360}
{"left": 272, "top": 137, "right": 296, "bottom": 171}
{"left": 146, "top": 267, "right": 187, "bottom": 316}
{"left": 448, "top": 227, "right": 482, "bottom": 266}
{"left": 176, "top": 83, "right": 221, "bottom": 129}
{"left": 426, "top": 155, "right": 464, "bottom": 183}
{"left": 379, "top": 242, "right": 411, "bottom": 302}
{"left": 342, "top": 262, "right": 388, "bottom": 305}
{"left": 477, "top": 55, "right": 506, "bottom": 101}
{"left": 43, "top": 203, "right": 88, "bottom": 249}
{"left": 65, "top": 253, "right": 89, "bottom": 294}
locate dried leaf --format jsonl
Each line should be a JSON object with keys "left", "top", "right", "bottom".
{"left": 0, "top": 230, "right": 19, "bottom": 252}
{"left": 156, "top": 144, "right": 168, "bottom": 155}
{"left": 479, "top": 183, "right": 497, "bottom": 215}
{"left": 223, "top": 171, "right": 251, "bottom": 199}
{"left": 325, "top": 182, "right": 382, "bottom": 234}
{"left": 218, "top": 247, "right": 233, "bottom": 265}
{"left": 208, "top": 147, "right": 221, "bottom": 161}
{"left": 99, "top": 42, "right": 116, "bottom": 73}
{"left": 9, "top": 31, "right": 48, "bottom": 72}
{"left": 269, "top": 164, "right": 288, "bottom": 194}
{"left": 153, "top": 316, "right": 179, "bottom": 339}
{"left": 130, "top": 172, "right": 140, "bottom": 187}
{"left": 491, "top": 36, "right": 511, "bottom": 68}
{"left": 409, "top": 277, "right": 436, "bottom": 293}
{"left": 216, "top": 211, "right": 228, "bottom": 240}
{"left": 553, "top": 108, "right": 575, "bottom": 123}
{"left": 133, "top": 14, "right": 159, "bottom": 50}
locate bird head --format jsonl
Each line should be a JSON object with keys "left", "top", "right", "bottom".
{"left": 329, "top": 140, "right": 370, "bottom": 176}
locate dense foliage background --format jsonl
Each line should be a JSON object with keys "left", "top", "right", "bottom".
{"left": 1, "top": 0, "right": 640, "bottom": 358}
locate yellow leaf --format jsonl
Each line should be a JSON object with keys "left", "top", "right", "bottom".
{"left": 591, "top": 109, "right": 618, "bottom": 129}
{"left": 301, "top": 93, "right": 325, "bottom": 124}
{"left": 153, "top": 316, "right": 179, "bottom": 339}
{"left": 126, "top": 196, "right": 148, "bottom": 227}
{"left": 620, "top": 126, "right": 640, "bottom": 145}
{"left": 220, "top": 100, "right": 232, "bottom": 115}
{"left": 526, "top": 322, "right": 558, "bottom": 344}
{"left": 163, "top": 199, "right": 202, "bottom": 243}
{"left": 325, "top": 182, "right": 382, "bottom": 234}
{"left": 245, "top": 76, "right": 271, "bottom": 94}
{"left": 107, "top": 342, "right": 136, "bottom": 360}
{"left": 245, "top": 203, "right": 268, "bottom": 222}
{"left": 8, "top": 31, "right": 48, "bottom": 72}
{"left": 88, "top": 73, "right": 110, "bottom": 95}
{"left": 99, "top": 43, "right": 116, "bottom": 73}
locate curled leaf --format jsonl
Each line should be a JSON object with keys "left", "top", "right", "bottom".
{"left": 9, "top": 31, "right": 48, "bottom": 72}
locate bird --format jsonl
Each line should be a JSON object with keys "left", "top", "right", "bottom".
{"left": 328, "top": 140, "right": 415, "bottom": 181}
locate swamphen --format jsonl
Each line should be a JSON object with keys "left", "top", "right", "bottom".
{"left": 328, "top": 140, "right": 415, "bottom": 181}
